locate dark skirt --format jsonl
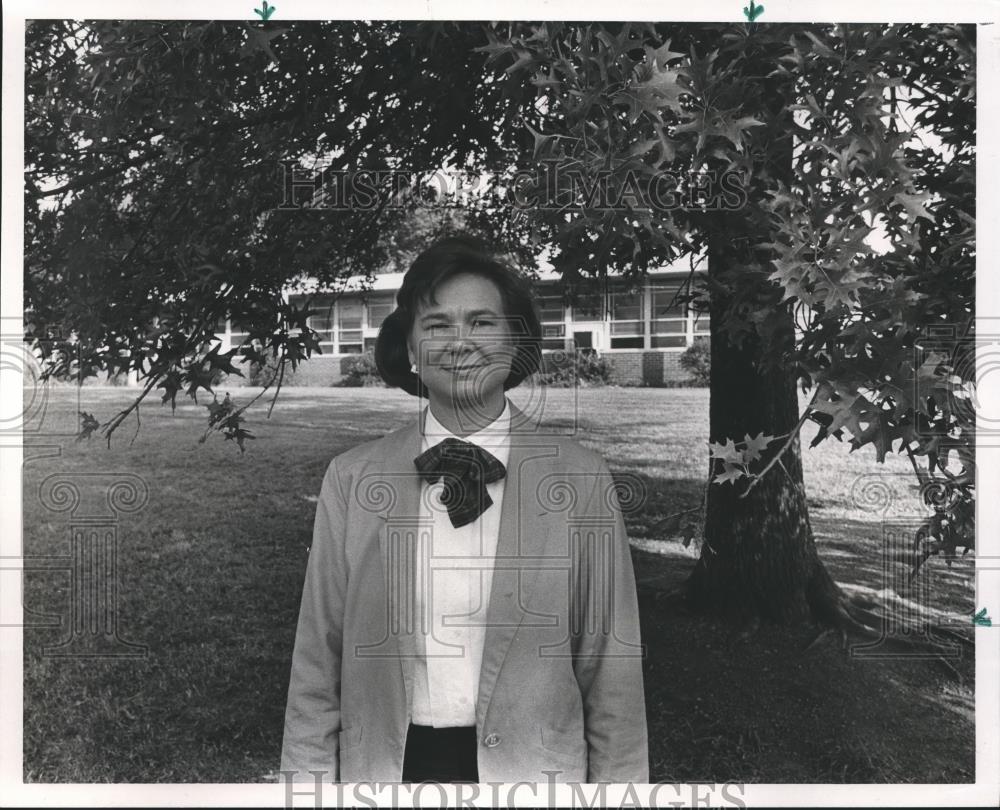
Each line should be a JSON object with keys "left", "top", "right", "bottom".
{"left": 401, "top": 723, "right": 479, "bottom": 783}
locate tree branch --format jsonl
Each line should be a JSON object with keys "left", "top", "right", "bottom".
{"left": 30, "top": 148, "right": 165, "bottom": 199}
{"left": 739, "top": 386, "right": 820, "bottom": 499}
{"left": 100, "top": 372, "right": 163, "bottom": 446}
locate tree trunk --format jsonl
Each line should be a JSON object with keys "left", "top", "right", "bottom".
{"left": 686, "top": 240, "right": 843, "bottom": 629}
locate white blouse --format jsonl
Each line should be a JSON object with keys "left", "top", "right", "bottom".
{"left": 410, "top": 398, "right": 512, "bottom": 727}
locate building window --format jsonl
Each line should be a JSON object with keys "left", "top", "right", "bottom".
{"left": 537, "top": 288, "right": 566, "bottom": 350}
{"left": 541, "top": 324, "right": 566, "bottom": 350}
{"left": 227, "top": 319, "right": 251, "bottom": 351}
{"left": 650, "top": 282, "right": 688, "bottom": 348}
{"left": 609, "top": 283, "right": 644, "bottom": 349}
{"left": 308, "top": 298, "right": 337, "bottom": 351}
{"left": 338, "top": 299, "right": 363, "bottom": 354}
{"left": 366, "top": 294, "right": 394, "bottom": 330}
{"left": 692, "top": 309, "right": 710, "bottom": 338}
{"left": 567, "top": 284, "right": 604, "bottom": 321}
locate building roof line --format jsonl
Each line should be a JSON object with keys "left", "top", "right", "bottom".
{"left": 287, "top": 262, "right": 705, "bottom": 296}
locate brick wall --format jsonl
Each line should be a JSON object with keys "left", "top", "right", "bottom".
{"left": 222, "top": 355, "right": 347, "bottom": 387}
{"left": 605, "top": 350, "right": 690, "bottom": 386}
{"left": 283, "top": 356, "right": 346, "bottom": 387}
{"left": 220, "top": 350, "right": 696, "bottom": 388}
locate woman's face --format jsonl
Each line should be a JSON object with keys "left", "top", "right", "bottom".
{"left": 407, "top": 273, "right": 515, "bottom": 412}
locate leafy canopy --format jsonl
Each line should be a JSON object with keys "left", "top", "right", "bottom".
{"left": 26, "top": 21, "right": 974, "bottom": 561}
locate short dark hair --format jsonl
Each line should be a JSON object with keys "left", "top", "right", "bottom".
{"left": 375, "top": 234, "right": 542, "bottom": 397}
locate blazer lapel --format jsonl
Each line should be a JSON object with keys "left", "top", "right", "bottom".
{"left": 475, "top": 404, "right": 556, "bottom": 725}
{"left": 374, "top": 414, "right": 425, "bottom": 716}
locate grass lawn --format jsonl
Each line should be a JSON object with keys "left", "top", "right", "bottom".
{"left": 22, "top": 385, "right": 974, "bottom": 782}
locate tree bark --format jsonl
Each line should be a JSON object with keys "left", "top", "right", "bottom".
{"left": 686, "top": 240, "right": 842, "bottom": 628}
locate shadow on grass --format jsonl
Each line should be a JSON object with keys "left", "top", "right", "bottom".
{"left": 627, "top": 485, "right": 974, "bottom": 784}
{"left": 636, "top": 553, "right": 974, "bottom": 783}
{"left": 20, "top": 389, "right": 974, "bottom": 783}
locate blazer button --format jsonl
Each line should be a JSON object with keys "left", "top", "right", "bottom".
{"left": 484, "top": 733, "right": 501, "bottom": 748}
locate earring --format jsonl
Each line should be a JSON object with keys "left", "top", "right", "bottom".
{"left": 410, "top": 362, "right": 417, "bottom": 373}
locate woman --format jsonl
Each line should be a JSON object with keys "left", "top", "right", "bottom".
{"left": 280, "top": 234, "right": 648, "bottom": 784}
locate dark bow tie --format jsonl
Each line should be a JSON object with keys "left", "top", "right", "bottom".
{"left": 413, "top": 438, "right": 506, "bottom": 528}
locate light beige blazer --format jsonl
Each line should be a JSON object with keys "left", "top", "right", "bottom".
{"left": 280, "top": 403, "right": 648, "bottom": 783}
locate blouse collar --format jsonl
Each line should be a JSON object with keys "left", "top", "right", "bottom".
{"left": 421, "top": 398, "right": 512, "bottom": 465}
